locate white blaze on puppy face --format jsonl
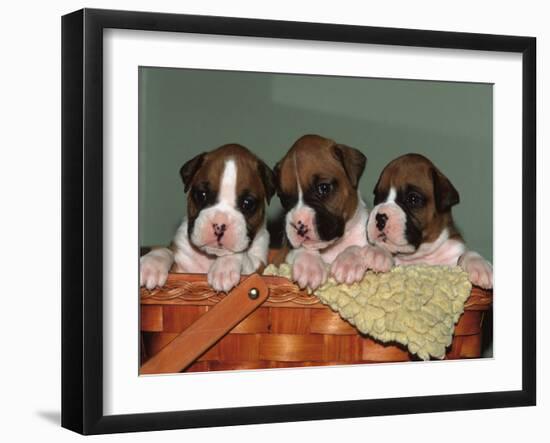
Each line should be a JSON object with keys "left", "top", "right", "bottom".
{"left": 190, "top": 159, "right": 249, "bottom": 256}
{"left": 284, "top": 162, "right": 328, "bottom": 250}
{"left": 367, "top": 186, "right": 416, "bottom": 255}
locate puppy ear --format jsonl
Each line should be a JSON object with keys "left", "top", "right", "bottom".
{"left": 431, "top": 167, "right": 460, "bottom": 212}
{"left": 258, "top": 160, "right": 276, "bottom": 203}
{"left": 332, "top": 144, "right": 367, "bottom": 188}
{"left": 179, "top": 152, "right": 206, "bottom": 192}
{"left": 372, "top": 175, "right": 382, "bottom": 197}
{"left": 272, "top": 160, "right": 282, "bottom": 195}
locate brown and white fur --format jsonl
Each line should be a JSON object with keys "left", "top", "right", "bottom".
{"left": 344, "top": 153, "right": 492, "bottom": 288}
{"left": 274, "top": 135, "right": 392, "bottom": 290}
{"left": 140, "top": 144, "right": 275, "bottom": 292}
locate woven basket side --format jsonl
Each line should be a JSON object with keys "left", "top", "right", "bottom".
{"left": 140, "top": 273, "right": 492, "bottom": 371}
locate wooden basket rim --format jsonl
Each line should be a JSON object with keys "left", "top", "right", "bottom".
{"left": 141, "top": 272, "right": 493, "bottom": 311}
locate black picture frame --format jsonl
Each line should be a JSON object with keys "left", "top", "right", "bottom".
{"left": 62, "top": 8, "right": 536, "bottom": 435}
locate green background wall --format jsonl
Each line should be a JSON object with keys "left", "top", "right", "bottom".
{"left": 139, "top": 67, "right": 493, "bottom": 261}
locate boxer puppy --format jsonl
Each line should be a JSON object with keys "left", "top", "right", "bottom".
{"left": 140, "top": 144, "right": 275, "bottom": 292}
{"left": 353, "top": 153, "right": 492, "bottom": 288}
{"left": 274, "top": 134, "right": 392, "bottom": 290}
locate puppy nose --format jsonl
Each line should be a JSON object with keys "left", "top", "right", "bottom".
{"left": 375, "top": 213, "right": 388, "bottom": 231}
{"left": 213, "top": 223, "right": 227, "bottom": 239}
{"left": 293, "top": 220, "right": 309, "bottom": 238}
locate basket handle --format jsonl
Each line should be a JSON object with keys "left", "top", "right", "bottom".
{"left": 140, "top": 273, "right": 269, "bottom": 374}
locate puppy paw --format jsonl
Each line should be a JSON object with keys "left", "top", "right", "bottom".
{"left": 292, "top": 250, "right": 327, "bottom": 290}
{"left": 331, "top": 246, "right": 368, "bottom": 285}
{"left": 460, "top": 251, "right": 493, "bottom": 289}
{"left": 140, "top": 252, "right": 171, "bottom": 290}
{"left": 363, "top": 245, "right": 394, "bottom": 273}
{"left": 208, "top": 254, "right": 243, "bottom": 293}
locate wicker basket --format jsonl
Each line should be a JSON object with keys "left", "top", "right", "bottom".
{"left": 140, "top": 270, "right": 492, "bottom": 374}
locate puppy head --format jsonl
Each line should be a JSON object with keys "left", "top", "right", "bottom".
{"left": 367, "top": 153, "right": 459, "bottom": 255}
{"left": 180, "top": 144, "right": 275, "bottom": 256}
{"left": 274, "top": 134, "right": 367, "bottom": 250}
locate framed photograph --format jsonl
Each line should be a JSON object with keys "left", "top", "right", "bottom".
{"left": 62, "top": 8, "right": 536, "bottom": 435}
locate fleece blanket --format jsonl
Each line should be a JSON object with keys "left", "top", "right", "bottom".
{"left": 263, "top": 263, "right": 472, "bottom": 360}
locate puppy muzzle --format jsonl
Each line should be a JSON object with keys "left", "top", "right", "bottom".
{"left": 191, "top": 207, "right": 250, "bottom": 256}
{"left": 367, "top": 204, "right": 416, "bottom": 255}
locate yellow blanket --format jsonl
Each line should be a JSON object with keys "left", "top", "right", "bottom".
{"left": 263, "top": 263, "right": 472, "bottom": 360}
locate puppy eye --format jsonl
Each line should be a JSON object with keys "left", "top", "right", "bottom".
{"left": 240, "top": 196, "right": 257, "bottom": 213}
{"left": 316, "top": 182, "right": 333, "bottom": 197}
{"left": 192, "top": 189, "right": 208, "bottom": 204}
{"left": 406, "top": 191, "right": 425, "bottom": 208}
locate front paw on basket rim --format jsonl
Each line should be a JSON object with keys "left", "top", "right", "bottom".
{"left": 208, "top": 256, "right": 242, "bottom": 293}
{"left": 330, "top": 246, "right": 367, "bottom": 285}
{"left": 363, "top": 245, "right": 394, "bottom": 273}
{"left": 292, "top": 253, "right": 327, "bottom": 290}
